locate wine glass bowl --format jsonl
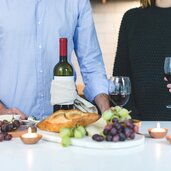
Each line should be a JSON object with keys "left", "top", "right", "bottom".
{"left": 164, "top": 57, "right": 171, "bottom": 83}
{"left": 109, "top": 76, "right": 131, "bottom": 107}
{"left": 164, "top": 57, "right": 171, "bottom": 108}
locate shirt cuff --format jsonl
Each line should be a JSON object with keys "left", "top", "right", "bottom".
{"left": 83, "top": 75, "right": 109, "bottom": 102}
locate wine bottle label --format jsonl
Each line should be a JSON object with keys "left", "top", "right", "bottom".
{"left": 50, "top": 76, "right": 77, "bottom": 106}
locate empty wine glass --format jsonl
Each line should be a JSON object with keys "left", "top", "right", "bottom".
{"left": 108, "top": 76, "right": 131, "bottom": 107}
{"left": 164, "top": 57, "right": 171, "bottom": 108}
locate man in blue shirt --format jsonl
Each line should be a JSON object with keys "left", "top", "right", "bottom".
{"left": 0, "top": 0, "right": 110, "bottom": 120}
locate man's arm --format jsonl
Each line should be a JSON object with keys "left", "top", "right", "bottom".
{"left": 0, "top": 100, "right": 27, "bottom": 119}
{"left": 94, "top": 93, "right": 110, "bottom": 113}
{"left": 74, "top": 0, "right": 109, "bottom": 113}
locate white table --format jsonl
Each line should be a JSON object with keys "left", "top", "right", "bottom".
{"left": 0, "top": 121, "right": 171, "bottom": 171}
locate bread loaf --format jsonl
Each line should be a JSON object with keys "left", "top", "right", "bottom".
{"left": 37, "top": 109, "right": 100, "bottom": 133}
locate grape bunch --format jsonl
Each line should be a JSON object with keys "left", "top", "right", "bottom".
{"left": 92, "top": 118, "right": 138, "bottom": 142}
{"left": 0, "top": 119, "right": 21, "bottom": 142}
{"left": 59, "top": 126, "right": 87, "bottom": 147}
{"left": 102, "top": 106, "right": 131, "bottom": 123}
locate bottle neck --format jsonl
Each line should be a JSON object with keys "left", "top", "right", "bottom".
{"left": 59, "top": 38, "right": 67, "bottom": 62}
{"left": 60, "top": 56, "right": 67, "bottom": 62}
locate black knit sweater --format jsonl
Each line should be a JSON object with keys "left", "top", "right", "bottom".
{"left": 113, "top": 6, "right": 171, "bottom": 121}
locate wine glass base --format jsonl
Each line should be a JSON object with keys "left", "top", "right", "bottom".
{"left": 166, "top": 105, "right": 171, "bottom": 109}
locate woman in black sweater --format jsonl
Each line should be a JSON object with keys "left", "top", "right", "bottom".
{"left": 113, "top": 0, "right": 171, "bottom": 120}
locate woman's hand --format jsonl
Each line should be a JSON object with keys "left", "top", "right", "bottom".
{"left": 164, "top": 77, "right": 171, "bottom": 93}
{"left": 0, "top": 104, "right": 27, "bottom": 120}
{"left": 167, "top": 84, "right": 171, "bottom": 93}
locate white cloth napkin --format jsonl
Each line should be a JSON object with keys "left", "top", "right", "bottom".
{"left": 74, "top": 95, "right": 98, "bottom": 113}
{"left": 50, "top": 77, "right": 77, "bottom": 105}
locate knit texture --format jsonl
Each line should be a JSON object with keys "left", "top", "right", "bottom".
{"left": 113, "top": 6, "right": 171, "bottom": 121}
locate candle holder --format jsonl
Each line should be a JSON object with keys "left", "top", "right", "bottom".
{"left": 166, "top": 135, "right": 171, "bottom": 143}
{"left": 20, "top": 127, "right": 42, "bottom": 144}
{"left": 148, "top": 128, "right": 168, "bottom": 139}
{"left": 148, "top": 122, "right": 168, "bottom": 139}
{"left": 133, "top": 119, "right": 141, "bottom": 132}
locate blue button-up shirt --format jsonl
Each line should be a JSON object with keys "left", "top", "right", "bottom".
{"left": 0, "top": 0, "right": 108, "bottom": 119}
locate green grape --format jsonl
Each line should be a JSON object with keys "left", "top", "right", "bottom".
{"left": 114, "top": 106, "right": 122, "bottom": 112}
{"left": 102, "top": 109, "right": 114, "bottom": 121}
{"left": 70, "top": 128, "right": 75, "bottom": 137}
{"left": 59, "top": 128, "right": 72, "bottom": 138}
{"left": 76, "top": 126, "right": 86, "bottom": 136}
{"left": 125, "top": 115, "right": 131, "bottom": 120}
{"left": 74, "top": 128, "right": 84, "bottom": 138}
{"left": 112, "top": 115, "right": 119, "bottom": 120}
{"left": 118, "top": 108, "right": 129, "bottom": 118}
{"left": 61, "top": 136, "right": 71, "bottom": 147}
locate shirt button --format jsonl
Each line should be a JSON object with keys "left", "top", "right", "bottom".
{"left": 39, "top": 45, "right": 42, "bottom": 49}
{"left": 38, "top": 21, "right": 41, "bottom": 25}
{"left": 40, "top": 70, "right": 43, "bottom": 73}
{"left": 40, "top": 94, "right": 44, "bottom": 97}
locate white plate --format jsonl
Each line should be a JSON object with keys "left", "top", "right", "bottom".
{"left": 37, "top": 128, "right": 145, "bottom": 149}
{"left": 0, "top": 114, "right": 20, "bottom": 121}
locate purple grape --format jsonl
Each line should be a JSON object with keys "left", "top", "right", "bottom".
{"left": 7, "top": 124, "right": 14, "bottom": 132}
{"left": 110, "top": 127, "right": 117, "bottom": 136}
{"left": 2, "top": 132, "right": 8, "bottom": 137}
{"left": 125, "top": 120, "right": 134, "bottom": 129}
{"left": 112, "top": 134, "right": 119, "bottom": 142}
{"left": 124, "top": 127, "right": 133, "bottom": 138}
{"left": 119, "top": 133, "right": 126, "bottom": 141}
{"left": 13, "top": 120, "right": 20, "bottom": 128}
{"left": 118, "top": 125, "right": 124, "bottom": 133}
{"left": 104, "top": 124, "right": 113, "bottom": 131}
{"left": 4, "top": 134, "right": 12, "bottom": 141}
{"left": 92, "top": 134, "right": 104, "bottom": 142}
{"left": 106, "top": 135, "right": 113, "bottom": 142}
{"left": 112, "top": 118, "right": 119, "bottom": 123}
{"left": 103, "top": 129, "right": 109, "bottom": 136}
{"left": 114, "top": 122, "right": 122, "bottom": 130}
{"left": 1, "top": 124, "right": 9, "bottom": 132}
{"left": 0, "top": 133, "right": 4, "bottom": 142}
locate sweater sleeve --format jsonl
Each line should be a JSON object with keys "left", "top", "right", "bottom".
{"left": 113, "top": 12, "right": 140, "bottom": 120}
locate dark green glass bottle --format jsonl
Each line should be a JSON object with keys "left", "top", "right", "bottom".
{"left": 53, "top": 38, "right": 74, "bottom": 111}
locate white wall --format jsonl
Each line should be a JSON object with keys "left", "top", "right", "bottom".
{"left": 72, "top": 0, "right": 139, "bottom": 85}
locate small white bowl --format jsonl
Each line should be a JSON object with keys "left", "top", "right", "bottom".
{"left": 0, "top": 114, "right": 20, "bottom": 121}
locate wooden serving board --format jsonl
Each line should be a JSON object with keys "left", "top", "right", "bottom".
{"left": 37, "top": 128, "right": 145, "bottom": 149}
{"left": 9, "top": 125, "right": 37, "bottom": 138}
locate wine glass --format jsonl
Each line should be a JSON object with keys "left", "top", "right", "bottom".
{"left": 108, "top": 76, "right": 131, "bottom": 107}
{"left": 164, "top": 57, "right": 171, "bottom": 108}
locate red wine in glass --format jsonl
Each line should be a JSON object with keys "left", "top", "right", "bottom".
{"left": 108, "top": 76, "right": 131, "bottom": 107}
{"left": 109, "top": 93, "right": 130, "bottom": 106}
{"left": 164, "top": 57, "right": 171, "bottom": 108}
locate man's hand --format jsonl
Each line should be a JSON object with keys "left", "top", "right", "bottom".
{"left": 0, "top": 103, "right": 27, "bottom": 120}
{"left": 94, "top": 93, "right": 110, "bottom": 114}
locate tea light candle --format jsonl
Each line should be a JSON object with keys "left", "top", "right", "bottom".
{"left": 20, "top": 127, "right": 42, "bottom": 144}
{"left": 22, "top": 127, "right": 38, "bottom": 138}
{"left": 151, "top": 122, "right": 165, "bottom": 133}
{"left": 148, "top": 122, "right": 168, "bottom": 139}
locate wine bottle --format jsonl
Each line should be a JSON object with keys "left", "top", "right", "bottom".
{"left": 53, "top": 38, "right": 74, "bottom": 111}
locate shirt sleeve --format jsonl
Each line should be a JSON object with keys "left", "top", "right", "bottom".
{"left": 113, "top": 12, "right": 140, "bottom": 119}
{"left": 73, "top": 0, "right": 108, "bottom": 102}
